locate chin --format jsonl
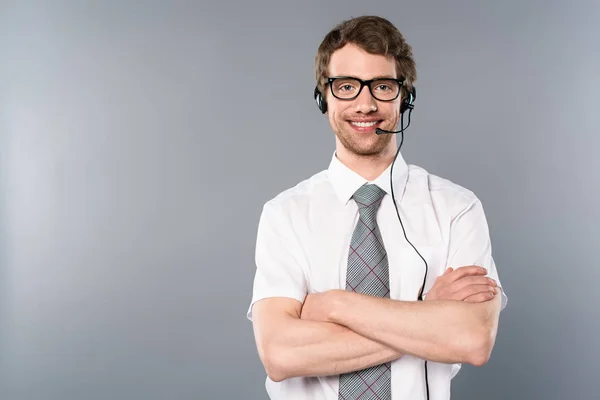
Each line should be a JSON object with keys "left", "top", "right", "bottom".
{"left": 338, "top": 133, "right": 391, "bottom": 156}
{"left": 351, "top": 147, "right": 386, "bottom": 156}
{"left": 345, "top": 141, "right": 390, "bottom": 156}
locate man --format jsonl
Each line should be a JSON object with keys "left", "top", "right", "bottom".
{"left": 247, "top": 15, "right": 507, "bottom": 400}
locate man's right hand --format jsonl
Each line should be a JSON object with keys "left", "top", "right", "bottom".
{"left": 425, "top": 265, "right": 498, "bottom": 303}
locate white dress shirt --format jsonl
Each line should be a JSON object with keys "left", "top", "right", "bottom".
{"left": 247, "top": 150, "right": 508, "bottom": 400}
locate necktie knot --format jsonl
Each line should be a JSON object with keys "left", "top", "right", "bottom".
{"left": 352, "top": 184, "right": 385, "bottom": 211}
{"left": 352, "top": 184, "right": 385, "bottom": 227}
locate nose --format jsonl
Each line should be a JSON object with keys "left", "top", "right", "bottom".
{"left": 354, "top": 85, "right": 377, "bottom": 113}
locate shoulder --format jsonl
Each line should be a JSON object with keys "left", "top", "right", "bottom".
{"left": 406, "top": 164, "right": 481, "bottom": 215}
{"left": 259, "top": 169, "right": 331, "bottom": 220}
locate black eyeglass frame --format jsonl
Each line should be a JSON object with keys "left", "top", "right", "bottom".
{"left": 325, "top": 76, "right": 405, "bottom": 102}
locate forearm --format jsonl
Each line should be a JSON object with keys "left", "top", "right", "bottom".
{"left": 329, "top": 291, "right": 501, "bottom": 366}
{"left": 262, "top": 314, "right": 403, "bottom": 381}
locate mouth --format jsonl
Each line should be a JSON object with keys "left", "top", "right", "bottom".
{"left": 347, "top": 120, "right": 383, "bottom": 132}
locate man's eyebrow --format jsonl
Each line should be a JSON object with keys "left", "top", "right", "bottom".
{"left": 370, "top": 75, "right": 398, "bottom": 80}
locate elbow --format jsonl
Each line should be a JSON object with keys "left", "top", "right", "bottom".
{"left": 463, "top": 299, "right": 501, "bottom": 367}
{"left": 259, "top": 344, "right": 290, "bottom": 382}
{"left": 469, "top": 346, "right": 492, "bottom": 367}
{"left": 465, "top": 326, "right": 495, "bottom": 367}
{"left": 265, "top": 357, "right": 288, "bottom": 382}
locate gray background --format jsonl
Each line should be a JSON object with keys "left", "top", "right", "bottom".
{"left": 1, "top": 0, "right": 598, "bottom": 399}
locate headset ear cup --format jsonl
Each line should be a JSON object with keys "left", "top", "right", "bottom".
{"left": 313, "top": 86, "right": 327, "bottom": 114}
{"left": 314, "top": 86, "right": 327, "bottom": 114}
{"left": 400, "top": 88, "right": 416, "bottom": 114}
{"left": 319, "top": 94, "right": 327, "bottom": 114}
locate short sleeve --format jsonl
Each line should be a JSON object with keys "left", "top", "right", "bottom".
{"left": 246, "top": 201, "right": 309, "bottom": 321}
{"left": 446, "top": 197, "right": 508, "bottom": 311}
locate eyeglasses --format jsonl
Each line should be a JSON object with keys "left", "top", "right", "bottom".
{"left": 326, "top": 76, "right": 404, "bottom": 102}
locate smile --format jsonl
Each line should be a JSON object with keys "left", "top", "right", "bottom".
{"left": 350, "top": 121, "right": 379, "bottom": 127}
{"left": 347, "top": 120, "right": 382, "bottom": 132}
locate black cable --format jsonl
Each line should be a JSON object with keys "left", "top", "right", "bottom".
{"left": 388, "top": 108, "right": 430, "bottom": 400}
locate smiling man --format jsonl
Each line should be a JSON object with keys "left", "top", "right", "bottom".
{"left": 247, "top": 15, "right": 507, "bottom": 400}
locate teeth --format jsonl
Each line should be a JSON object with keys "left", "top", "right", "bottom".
{"left": 350, "top": 121, "right": 378, "bottom": 127}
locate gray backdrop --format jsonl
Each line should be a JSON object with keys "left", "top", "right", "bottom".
{"left": 1, "top": 0, "right": 598, "bottom": 399}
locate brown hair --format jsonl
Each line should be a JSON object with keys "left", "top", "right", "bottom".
{"left": 314, "top": 15, "right": 417, "bottom": 102}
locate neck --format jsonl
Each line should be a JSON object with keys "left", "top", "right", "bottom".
{"left": 335, "top": 141, "right": 398, "bottom": 181}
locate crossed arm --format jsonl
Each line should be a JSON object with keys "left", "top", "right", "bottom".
{"left": 252, "top": 267, "right": 502, "bottom": 382}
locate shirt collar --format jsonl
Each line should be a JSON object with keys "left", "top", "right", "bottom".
{"left": 327, "top": 150, "right": 409, "bottom": 205}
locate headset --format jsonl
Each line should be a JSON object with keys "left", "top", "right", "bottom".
{"left": 314, "top": 81, "right": 431, "bottom": 400}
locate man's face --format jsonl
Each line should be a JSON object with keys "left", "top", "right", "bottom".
{"left": 325, "top": 43, "right": 401, "bottom": 156}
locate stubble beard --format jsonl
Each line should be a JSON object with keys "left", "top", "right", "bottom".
{"left": 335, "top": 122, "right": 394, "bottom": 157}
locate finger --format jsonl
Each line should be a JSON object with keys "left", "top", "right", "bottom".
{"left": 454, "top": 284, "right": 497, "bottom": 301}
{"left": 449, "top": 276, "right": 497, "bottom": 294}
{"left": 431, "top": 267, "right": 454, "bottom": 286}
{"left": 464, "top": 290, "right": 497, "bottom": 303}
{"left": 445, "top": 265, "right": 488, "bottom": 283}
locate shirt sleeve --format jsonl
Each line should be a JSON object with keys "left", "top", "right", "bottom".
{"left": 446, "top": 196, "right": 508, "bottom": 311}
{"left": 246, "top": 200, "right": 309, "bottom": 321}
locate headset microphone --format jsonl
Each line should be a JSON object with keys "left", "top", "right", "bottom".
{"left": 375, "top": 127, "right": 403, "bottom": 134}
